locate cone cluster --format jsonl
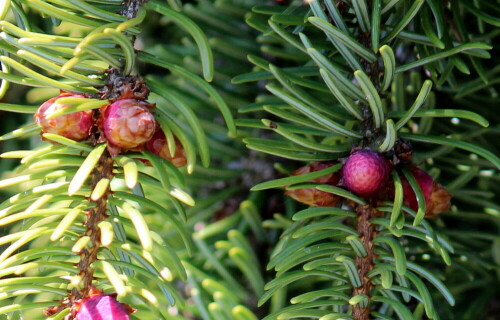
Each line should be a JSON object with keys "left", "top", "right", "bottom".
{"left": 35, "top": 93, "right": 186, "bottom": 167}
{"left": 286, "top": 149, "right": 452, "bottom": 217}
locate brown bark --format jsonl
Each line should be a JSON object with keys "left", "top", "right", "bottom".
{"left": 352, "top": 205, "right": 377, "bottom": 320}
{"left": 72, "top": 150, "right": 115, "bottom": 300}
{"left": 119, "top": 0, "right": 149, "bottom": 19}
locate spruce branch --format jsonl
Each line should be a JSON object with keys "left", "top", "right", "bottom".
{"left": 326, "top": 4, "right": 384, "bottom": 319}
{"left": 47, "top": 0, "right": 152, "bottom": 318}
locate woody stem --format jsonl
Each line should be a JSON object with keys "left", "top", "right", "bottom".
{"left": 352, "top": 204, "right": 377, "bottom": 320}
{"left": 72, "top": 150, "right": 114, "bottom": 301}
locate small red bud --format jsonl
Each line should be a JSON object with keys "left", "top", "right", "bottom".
{"left": 102, "top": 99, "right": 155, "bottom": 150}
{"left": 35, "top": 93, "right": 93, "bottom": 141}
{"left": 402, "top": 167, "right": 452, "bottom": 217}
{"left": 76, "top": 295, "right": 130, "bottom": 320}
{"left": 342, "top": 150, "right": 390, "bottom": 197}
{"left": 285, "top": 162, "right": 341, "bottom": 207}
{"left": 146, "top": 129, "right": 187, "bottom": 167}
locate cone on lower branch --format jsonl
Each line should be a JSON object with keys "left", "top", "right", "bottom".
{"left": 74, "top": 287, "right": 135, "bottom": 320}
{"left": 76, "top": 295, "right": 131, "bottom": 320}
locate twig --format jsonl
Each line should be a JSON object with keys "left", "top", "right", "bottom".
{"left": 352, "top": 204, "right": 376, "bottom": 320}
{"left": 119, "top": 0, "right": 149, "bottom": 19}
{"left": 72, "top": 150, "right": 114, "bottom": 301}
{"left": 325, "top": 2, "right": 382, "bottom": 319}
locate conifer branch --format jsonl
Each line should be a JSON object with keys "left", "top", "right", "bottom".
{"left": 336, "top": 5, "right": 384, "bottom": 320}
{"left": 54, "top": 0, "right": 150, "bottom": 318}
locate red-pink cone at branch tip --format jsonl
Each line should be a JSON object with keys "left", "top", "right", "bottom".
{"left": 103, "top": 99, "right": 155, "bottom": 149}
{"left": 285, "top": 162, "right": 341, "bottom": 207}
{"left": 342, "top": 150, "right": 390, "bottom": 197}
{"left": 146, "top": 129, "right": 187, "bottom": 167}
{"left": 35, "top": 93, "right": 93, "bottom": 141}
{"left": 402, "top": 166, "right": 452, "bottom": 217}
{"left": 76, "top": 295, "right": 129, "bottom": 320}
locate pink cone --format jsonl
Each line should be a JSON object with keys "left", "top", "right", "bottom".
{"left": 76, "top": 295, "right": 129, "bottom": 320}
{"left": 102, "top": 99, "right": 155, "bottom": 150}
{"left": 35, "top": 93, "right": 93, "bottom": 141}
{"left": 342, "top": 150, "right": 390, "bottom": 197}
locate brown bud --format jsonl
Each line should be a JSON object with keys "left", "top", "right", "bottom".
{"left": 285, "top": 162, "right": 341, "bottom": 207}
{"left": 401, "top": 166, "right": 452, "bottom": 217}
{"left": 146, "top": 129, "right": 187, "bottom": 167}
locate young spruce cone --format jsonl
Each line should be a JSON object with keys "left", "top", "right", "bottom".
{"left": 35, "top": 93, "right": 93, "bottom": 141}
{"left": 342, "top": 149, "right": 390, "bottom": 197}
{"left": 102, "top": 99, "right": 155, "bottom": 151}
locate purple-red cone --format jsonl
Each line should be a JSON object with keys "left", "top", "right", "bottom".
{"left": 146, "top": 129, "right": 187, "bottom": 167}
{"left": 342, "top": 150, "right": 390, "bottom": 197}
{"left": 35, "top": 93, "right": 93, "bottom": 141}
{"left": 285, "top": 162, "right": 341, "bottom": 207}
{"left": 102, "top": 99, "right": 155, "bottom": 150}
{"left": 76, "top": 295, "right": 130, "bottom": 320}
{"left": 401, "top": 166, "right": 452, "bottom": 217}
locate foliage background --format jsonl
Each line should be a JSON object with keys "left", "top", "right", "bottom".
{"left": 0, "top": 0, "right": 498, "bottom": 319}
